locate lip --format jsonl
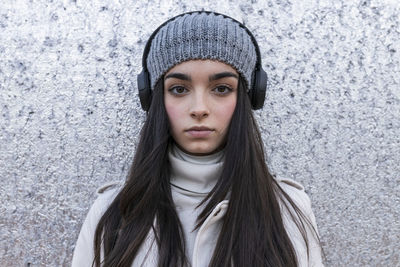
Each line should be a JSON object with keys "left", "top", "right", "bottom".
{"left": 185, "top": 126, "right": 214, "bottom": 138}
{"left": 187, "top": 126, "right": 213, "bottom": 131}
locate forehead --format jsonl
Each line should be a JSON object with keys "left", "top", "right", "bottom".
{"left": 165, "top": 59, "right": 238, "bottom": 75}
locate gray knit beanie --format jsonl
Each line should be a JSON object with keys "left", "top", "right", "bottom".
{"left": 146, "top": 12, "right": 257, "bottom": 91}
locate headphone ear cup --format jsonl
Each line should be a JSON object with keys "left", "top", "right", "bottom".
{"left": 251, "top": 68, "right": 268, "bottom": 110}
{"left": 137, "top": 69, "right": 152, "bottom": 111}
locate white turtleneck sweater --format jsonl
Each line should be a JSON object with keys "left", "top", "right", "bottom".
{"left": 71, "top": 145, "right": 323, "bottom": 267}
{"left": 168, "top": 145, "right": 225, "bottom": 264}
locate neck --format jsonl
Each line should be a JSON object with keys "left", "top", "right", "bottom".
{"left": 168, "top": 144, "right": 224, "bottom": 194}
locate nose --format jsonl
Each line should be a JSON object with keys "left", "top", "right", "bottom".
{"left": 190, "top": 92, "right": 209, "bottom": 119}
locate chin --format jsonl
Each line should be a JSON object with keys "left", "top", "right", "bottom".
{"left": 183, "top": 143, "right": 222, "bottom": 156}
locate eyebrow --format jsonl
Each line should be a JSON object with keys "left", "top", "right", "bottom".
{"left": 164, "top": 71, "right": 239, "bottom": 82}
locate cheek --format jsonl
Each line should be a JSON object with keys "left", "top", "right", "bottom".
{"left": 165, "top": 102, "right": 182, "bottom": 130}
{"left": 217, "top": 98, "right": 237, "bottom": 126}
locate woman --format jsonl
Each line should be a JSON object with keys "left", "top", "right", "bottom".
{"left": 72, "top": 11, "right": 323, "bottom": 267}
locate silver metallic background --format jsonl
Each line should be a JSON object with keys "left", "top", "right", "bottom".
{"left": 1, "top": 0, "right": 399, "bottom": 266}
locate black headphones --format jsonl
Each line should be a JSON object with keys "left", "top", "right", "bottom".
{"left": 137, "top": 11, "right": 268, "bottom": 111}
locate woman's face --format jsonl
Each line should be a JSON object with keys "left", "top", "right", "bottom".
{"left": 164, "top": 59, "right": 238, "bottom": 156}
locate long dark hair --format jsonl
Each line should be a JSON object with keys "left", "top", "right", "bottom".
{"left": 93, "top": 75, "right": 320, "bottom": 267}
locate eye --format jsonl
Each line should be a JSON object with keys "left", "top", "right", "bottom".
{"left": 169, "top": 86, "right": 188, "bottom": 95}
{"left": 213, "top": 85, "right": 233, "bottom": 95}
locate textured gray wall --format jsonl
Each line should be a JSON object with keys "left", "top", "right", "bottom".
{"left": 1, "top": 0, "right": 399, "bottom": 266}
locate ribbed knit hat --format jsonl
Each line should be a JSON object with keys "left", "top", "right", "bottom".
{"left": 146, "top": 12, "right": 257, "bottom": 91}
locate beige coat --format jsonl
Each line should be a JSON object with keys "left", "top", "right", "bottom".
{"left": 71, "top": 178, "right": 323, "bottom": 267}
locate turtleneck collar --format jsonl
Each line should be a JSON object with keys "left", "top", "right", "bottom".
{"left": 168, "top": 144, "right": 224, "bottom": 195}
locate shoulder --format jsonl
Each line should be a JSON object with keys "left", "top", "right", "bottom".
{"left": 78, "top": 181, "right": 123, "bottom": 234}
{"left": 276, "top": 178, "right": 312, "bottom": 214}
{"left": 82, "top": 181, "right": 122, "bottom": 228}
{"left": 91, "top": 181, "right": 122, "bottom": 215}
